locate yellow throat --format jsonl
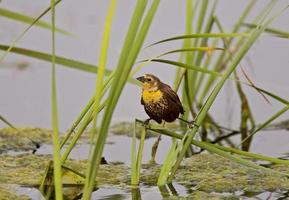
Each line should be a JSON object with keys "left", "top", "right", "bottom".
{"left": 142, "top": 89, "right": 163, "bottom": 103}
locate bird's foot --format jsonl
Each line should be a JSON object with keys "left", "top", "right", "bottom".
{"left": 144, "top": 118, "right": 151, "bottom": 127}
{"left": 188, "top": 120, "right": 199, "bottom": 129}
{"left": 178, "top": 118, "right": 199, "bottom": 129}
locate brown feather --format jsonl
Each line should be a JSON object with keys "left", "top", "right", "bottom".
{"left": 139, "top": 74, "right": 185, "bottom": 124}
{"left": 159, "top": 82, "right": 184, "bottom": 114}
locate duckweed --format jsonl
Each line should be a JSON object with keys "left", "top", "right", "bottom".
{"left": 166, "top": 191, "right": 239, "bottom": 200}
{"left": 0, "top": 186, "right": 30, "bottom": 200}
{"left": 142, "top": 154, "right": 289, "bottom": 193}
{"left": 0, "top": 154, "right": 129, "bottom": 187}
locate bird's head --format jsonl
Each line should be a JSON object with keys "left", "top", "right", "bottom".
{"left": 136, "top": 74, "right": 160, "bottom": 91}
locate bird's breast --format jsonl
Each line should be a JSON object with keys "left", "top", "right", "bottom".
{"left": 142, "top": 90, "right": 163, "bottom": 104}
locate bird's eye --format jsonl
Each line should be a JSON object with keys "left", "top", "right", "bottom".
{"left": 147, "top": 78, "right": 152, "bottom": 82}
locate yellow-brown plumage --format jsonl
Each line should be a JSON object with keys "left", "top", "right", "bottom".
{"left": 136, "top": 74, "right": 184, "bottom": 124}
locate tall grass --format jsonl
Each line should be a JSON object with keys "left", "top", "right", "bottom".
{"left": 82, "top": 0, "right": 117, "bottom": 198}
{"left": 131, "top": 120, "right": 146, "bottom": 186}
{"left": 50, "top": 0, "right": 63, "bottom": 199}
{"left": 155, "top": 1, "right": 287, "bottom": 185}
{"left": 82, "top": 0, "right": 160, "bottom": 198}
{"left": 1, "top": 1, "right": 289, "bottom": 198}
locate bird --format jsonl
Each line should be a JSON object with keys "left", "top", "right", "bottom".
{"left": 136, "top": 74, "right": 185, "bottom": 124}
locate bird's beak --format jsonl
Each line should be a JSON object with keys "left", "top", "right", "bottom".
{"left": 136, "top": 76, "right": 145, "bottom": 83}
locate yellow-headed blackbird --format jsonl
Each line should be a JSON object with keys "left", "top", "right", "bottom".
{"left": 137, "top": 74, "right": 184, "bottom": 124}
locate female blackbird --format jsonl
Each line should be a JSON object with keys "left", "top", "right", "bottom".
{"left": 137, "top": 74, "right": 184, "bottom": 124}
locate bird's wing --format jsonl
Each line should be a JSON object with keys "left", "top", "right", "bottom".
{"left": 161, "top": 83, "right": 184, "bottom": 114}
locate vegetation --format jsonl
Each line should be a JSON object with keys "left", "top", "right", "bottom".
{"left": 0, "top": 0, "right": 289, "bottom": 199}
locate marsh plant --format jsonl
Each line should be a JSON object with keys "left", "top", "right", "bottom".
{"left": 1, "top": 0, "right": 289, "bottom": 199}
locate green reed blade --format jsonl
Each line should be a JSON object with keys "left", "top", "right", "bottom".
{"left": 239, "top": 104, "right": 289, "bottom": 148}
{"left": 235, "top": 72, "right": 255, "bottom": 150}
{"left": 84, "top": 0, "right": 117, "bottom": 197}
{"left": 90, "top": 0, "right": 117, "bottom": 132}
{"left": 50, "top": 0, "right": 63, "bottom": 199}
{"left": 160, "top": 4, "right": 281, "bottom": 185}
{"left": 82, "top": 0, "right": 161, "bottom": 198}
{"left": 198, "top": 0, "right": 274, "bottom": 103}
{"left": 131, "top": 121, "right": 146, "bottom": 186}
{"left": 60, "top": 74, "right": 114, "bottom": 149}
{"left": 0, "top": 45, "right": 105, "bottom": 74}
{"left": 194, "top": 37, "right": 219, "bottom": 98}
{"left": 136, "top": 127, "right": 146, "bottom": 183}
{"left": 0, "top": 8, "right": 71, "bottom": 35}
{"left": 146, "top": 59, "right": 223, "bottom": 77}
{"left": 144, "top": 125, "right": 289, "bottom": 178}
{"left": 61, "top": 99, "right": 107, "bottom": 162}
{"left": 192, "top": 139, "right": 289, "bottom": 177}
{"left": 182, "top": 0, "right": 194, "bottom": 120}
{"left": 59, "top": 96, "right": 95, "bottom": 149}
{"left": 246, "top": 84, "right": 289, "bottom": 105}
{"left": 157, "top": 138, "right": 178, "bottom": 185}
{"left": 0, "top": 114, "right": 16, "bottom": 129}
{"left": 0, "top": 0, "right": 63, "bottom": 65}
{"left": 0, "top": 45, "right": 141, "bottom": 85}
{"left": 193, "top": 0, "right": 217, "bottom": 97}
{"left": 242, "top": 23, "right": 289, "bottom": 38}
{"left": 131, "top": 47, "right": 223, "bottom": 80}
{"left": 158, "top": 47, "right": 224, "bottom": 57}
{"left": 60, "top": 72, "right": 114, "bottom": 159}
{"left": 189, "top": 0, "right": 208, "bottom": 99}
{"left": 131, "top": 121, "right": 138, "bottom": 186}
{"left": 146, "top": 33, "right": 248, "bottom": 48}
{"left": 146, "top": 124, "right": 289, "bottom": 165}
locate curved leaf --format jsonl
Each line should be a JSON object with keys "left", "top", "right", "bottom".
{"left": 147, "top": 32, "right": 248, "bottom": 47}
{"left": 242, "top": 22, "right": 289, "bottom": 38}
{"left": 239, "top": 104, "right": 289, "bottom": 147}
{"left": 158, "top": 47, "right": 224, "bottom": 57}
{"left": 0, "top": 44, "right": 107, "bottom": 74}
{"left": 142, "top": 58, "right": 223, "bottom": 77}
{"left": 0, "top": 8, "right": 71, "bottom": 35}
{"left": 0, "top": 44, "right": 142, "bottom": 85}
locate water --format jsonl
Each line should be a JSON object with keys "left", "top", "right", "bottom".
{"left": 1, "top": 0, "right": 289, "bottom": 199}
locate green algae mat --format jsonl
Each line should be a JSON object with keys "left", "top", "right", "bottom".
{"left": 0, "top": 154, "right": 289, "bottom": 199}
{"left": 1, "top": 127, "right": 289, "bottom": 199}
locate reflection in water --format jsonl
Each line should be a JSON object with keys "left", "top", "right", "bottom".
{"left": 275, "top": 191, "right": 289, "bottom": 200}
{"left": 158, "top": 183, "right": 179, "bottom": 198}
{"left": 130, "top": 184, "right": 180, "bottom": 200}
{"left": 92, "top": 188, "right": 128, "bottom": 200}
{"left": 158, "top": 185, "right": 170, "bottom": 198}
{"left": 167, "top": 183, "right": 179, "bottom": 196}
{"left": 17, "top": 184, "right": 289, "bottom": 200}
{"left": 96, "top": 194, "right": 127, "bottom": 200}
{"left": 131, "top": 188, "right": 142, "bottom": 200}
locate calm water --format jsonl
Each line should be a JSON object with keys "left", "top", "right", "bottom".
{"left": 1, "top": 1, "right": 289, "bottom": 199}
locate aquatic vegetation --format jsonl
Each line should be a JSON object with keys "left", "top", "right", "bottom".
{"left": 0, "top": 127, "right": 53, "bottom": 153}
{"left": 0, "top": 127, "right": 99, "bottom": 153}
{"left": 1, "top": 0, "right": 289, "bottom": 198}
{"left": 0, "top": 154, "right": 128, "bottom": 187}
{"left": 0, "top": 186, "right": 30, "bottom": 200}
{"left": 0, "top": 127, "right": 53, "bottom": 144}
{"left": 0, "top": 135, "right": 37, "bottom": 153}
{"left": 166, "top": 191, "right": 240, "bottom": 200}
{"left": 141, "top": 154, "right": 289, "bottom": 193}
{"left": 1, "top": 147, "right": 289, "bottom": 199}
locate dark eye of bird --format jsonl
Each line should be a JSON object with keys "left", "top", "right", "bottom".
{"left": 147, "top": 78, "right": 152, "bottom": 82}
